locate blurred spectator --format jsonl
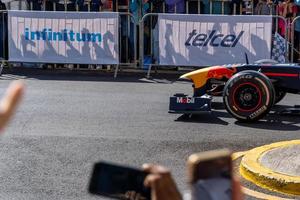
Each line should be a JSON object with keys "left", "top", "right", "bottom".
{"left": 114, "top": 0, "right": 128, "bottom": 11}
{"left": 101, "top": 0, "right": 114, "bottom": 10}
{"left": 47, "top": 0, "right": 76, "bottom": 11}
{"left": 143, "top": 163, "right": 244, "bottom": 200}
{"left": 243, "top": 0, "right": 254, "bottom": 15}
{"left": 165, "top": 0, "right": 185, "bottom": 13}
{"left": 278, "top": 0, "right": 297, "bottom": 37}
{"left": 230, "top": 0, "right": 242, "bottom": 14}
{"left": 90, "top": 0, "right": 103, "bottom": 11}
{"left": 143, "top": 164, "right": 182, "bottom": 200}
{"left": 145, "top": 0, "right": 164, "bottom": 63}
{"left": 26, "top": 0, "right": 43, "bottom": 10}
{"left": 65, "top": 0, "right": 77, "bottom": 11}
{"left": 254, "top": 0, "right": 273, "bottom": 14}
{"left": 186, "top": 0, "right": 205, "bottom": 14}
{"left": 0, "top": 81, "right": 24, "bottom": 131}
{"left": 77, "top": 0, "right": 89, "bottom": 11}
{"left": 211, "top": 0, "right": 231, "bottom": 14}
{"left": 77, "top": 0, "right": 102, "bottom": 11}
{"left": 45, "top": 0, "right": 56, "bottom": 10}
{"left": 148, "top": 0, "right": 164, "bottom": 13}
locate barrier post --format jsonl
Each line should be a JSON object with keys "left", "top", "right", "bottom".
{"left": 18, "top": 0, "right": 22, "bottom": 10}
{"left": 140, "top": 13, "right": 160, "bottom": 78}
{"left": 240, "top": 2, "right": 242, "bottom": 14}
{"left": 0, "top": 11, "right": 5, "bottom": 74}
{"left": 186, "top": 0, "right": 202, "bottom": 14}
{"left": 0, "top": 10, "right": 8, "bottom": 74}
{"left": 291, "top": 16, "right": 300, "bottom": 63}
{"left": 126, "top": 4, "right": 130, "bottom": 64}
{"left": 115, "top": 13, "right": 138, "bottom": 78}
{"left": 42, "top": 0, "right": 46, "bottom": 11}
{"left": 186, "top": 1, "right": 188, "bottom": 13}
{"left": 150, "top": 3, "right": 153, "bottom": 64}
{"left": 7, "top": 0, "right": 27, "bottom": 10}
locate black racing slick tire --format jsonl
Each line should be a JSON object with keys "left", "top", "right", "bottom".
{"left": 223, "top": 70, "right": 275, "bottom": 122}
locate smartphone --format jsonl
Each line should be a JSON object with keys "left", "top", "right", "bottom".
{"left": 187, "top": 149, "right": 232, "bottom": 200}
{"left": 88, "top": 161, "right": 151, "bottom": 200}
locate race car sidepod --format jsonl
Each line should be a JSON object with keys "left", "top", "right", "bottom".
{"left": 169, "top": 93, "right": 212, "bottom": 114}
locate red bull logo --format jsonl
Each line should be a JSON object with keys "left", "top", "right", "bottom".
{"left": 207, "top": 66, "right": 237, "bottom": 80}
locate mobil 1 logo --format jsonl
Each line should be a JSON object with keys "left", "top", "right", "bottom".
{"left": 177, "top": 97, "right": 195, "bottom": 104}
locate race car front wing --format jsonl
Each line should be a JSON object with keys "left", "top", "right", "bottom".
{"left": 169, "top": 94, "right": 212, "bottom": 114}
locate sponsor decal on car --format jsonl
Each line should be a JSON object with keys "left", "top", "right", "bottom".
{"left": 177, "top": 97, "right": 195, "bottom": 104}
{"left": 249, "top": 105, "right": 267, "bottom": 119}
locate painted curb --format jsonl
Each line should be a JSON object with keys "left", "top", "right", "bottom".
{"left": 240, "top": 140, "right": 300, "bottom": 196}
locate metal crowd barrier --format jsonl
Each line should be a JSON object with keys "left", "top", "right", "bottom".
{"left": 140, "top": 14, "right": 289, "bottom": 78}
{"left": 186, "top": 0, "right": 202, "bottom": 14}
{"left": 0, "top": 0, "right": 295, "bottom": 78}
{"left": 291, "top": 16, "right": 300, "bottom": 63}
{"left": 0, "top": 0, "right": 138, "bottom": 78}
{"left": 0, "top": 9, "right": 137, "bottom": 78}
{"left": 6, "top": 0, "right": 27, "bottom": 10}
{"left": 209, "top": 0, "right": 231, "bottom": 15}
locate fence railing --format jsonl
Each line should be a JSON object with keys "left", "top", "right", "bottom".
{"left": 0, "top": 0, "right": 296, "bottom": 78}
{"left": 291, "top": 16, "right": 300, "bottom": 63}
{"left": 0, "top": 10, "right": 137, "bottom": 78}
{"left": 139, "top": 13, "right": 288, "bottom": 77}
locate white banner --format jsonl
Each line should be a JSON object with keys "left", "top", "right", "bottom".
{"left": 8, "top": 11, "right": 119, "bottom": 64}
{"left": 158, "top": 14, "right": 272, "bottom": 66}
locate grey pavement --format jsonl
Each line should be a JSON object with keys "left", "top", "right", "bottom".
{"left": 0, "top": 69, "right": 299, "bottom": 199}
{"left": 260, "top": 144, "right": 300, "bottom": 177}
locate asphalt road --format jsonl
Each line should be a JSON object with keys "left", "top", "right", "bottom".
{"left": 0, "top": 69, "right": 299, "bottom": 200}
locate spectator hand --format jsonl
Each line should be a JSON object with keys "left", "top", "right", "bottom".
{"left": 0, "top": 81, "right": 24, "bottom": 131}
{"left": 232, "top": 178, "right": 244, "bottom": 200}
{"left": 125, "top": 191, "right": 147, "bottom": 200}
{"left": 143, "top": 164, "right": 182, "bottom": 200}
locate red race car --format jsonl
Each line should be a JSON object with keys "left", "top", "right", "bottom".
{"left": 169, "top": 61, "right": 300, "bottom": 122}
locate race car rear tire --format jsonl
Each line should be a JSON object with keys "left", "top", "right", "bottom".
{"left": 223, "top": 70, "right": 275, "bottom": 122}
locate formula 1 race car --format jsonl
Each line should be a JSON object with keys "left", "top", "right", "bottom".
{"left": 169, "top": 61, "right": 300, "bottom": 122}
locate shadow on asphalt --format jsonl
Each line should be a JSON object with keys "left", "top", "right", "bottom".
{"left": 175, "top": 112, "right": 230, "bottom": 125}
{"left": 1, "top": 68, "right": 181, "bottom": 84}
{"left": 175, "top": 103, "right": 300, "bottom": 131}
{"left": 211, "top": 101, "right": 225, "bottom": 110}
{"left": 235, "top": 113, "right": 300, "bottom": 131}
{"left": 235, "top": 104, "right": 300, "bottom": 131}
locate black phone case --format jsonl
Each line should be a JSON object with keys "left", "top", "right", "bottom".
{"left": 88, "top": 161, "right": 151, "bottom": 200}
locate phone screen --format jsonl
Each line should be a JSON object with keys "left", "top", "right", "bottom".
{"left": 191, "top": 156, "right": 232, "bottom": 200}
{"left": 88, "top": 162, "right": 151, "bottom": 200}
